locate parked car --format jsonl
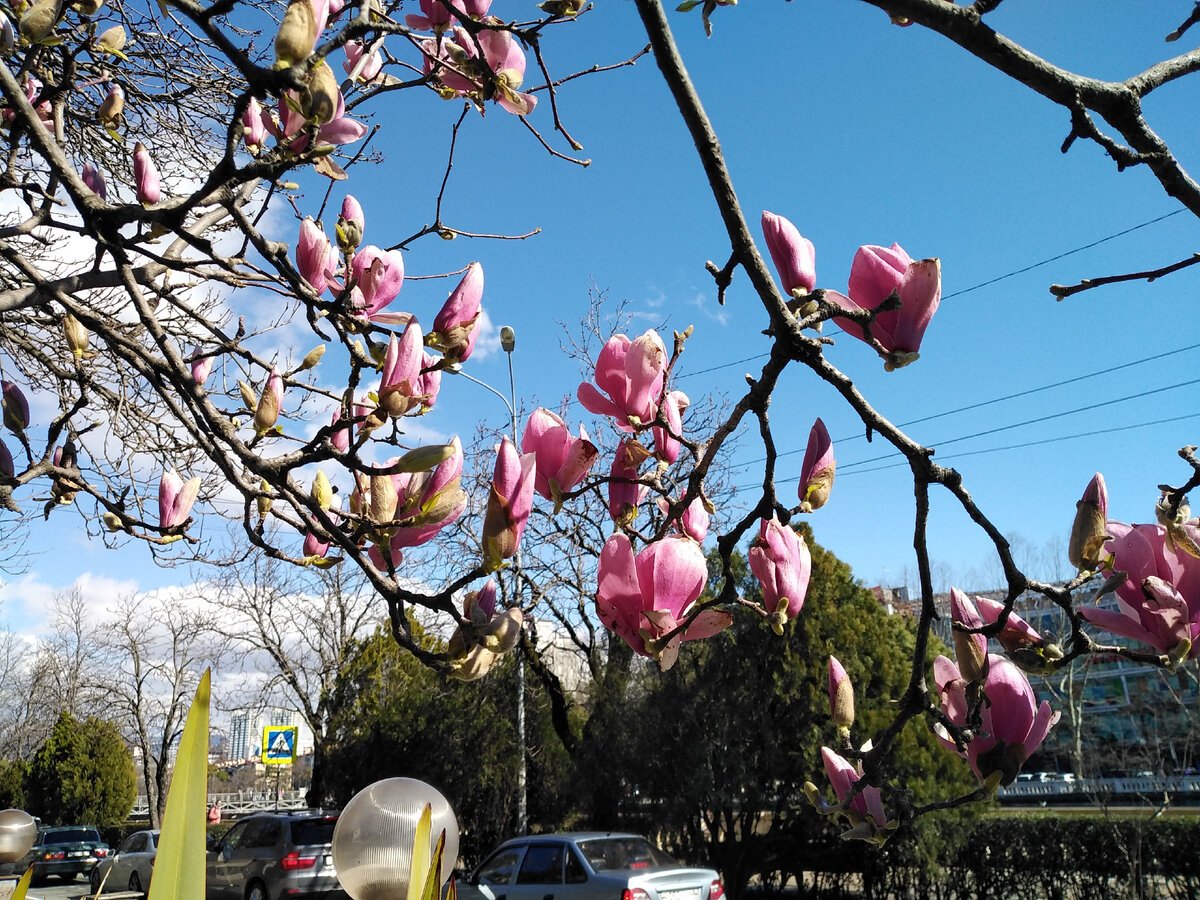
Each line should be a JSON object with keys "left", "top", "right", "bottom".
{"left": 90, "top": 829, "right": 159, "bottom": 896}
{"left": 457, "top": 833, "right": 724, "bottom": 900}
{"left": 206, "top": 811, "right": 345, "bottom": 900}
{"left": 10, "top": 825, "right": 110, "bottom": 885}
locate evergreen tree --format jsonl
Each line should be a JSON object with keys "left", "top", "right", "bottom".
{"left": 323, "top": 621, "right": 572, "bottom": 863}
{"left": 26, "top": 712, "right": 136, "bottom": 827}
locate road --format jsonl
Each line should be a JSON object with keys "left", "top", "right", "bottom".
{"left": 16, "top": 877, "right": 142, "bottom": 900}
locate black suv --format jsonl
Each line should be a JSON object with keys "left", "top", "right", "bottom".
{"left": 206, "top": 811, "right": 345, "bottom": 900}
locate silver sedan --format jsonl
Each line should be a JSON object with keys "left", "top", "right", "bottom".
{"left": 90, "top": 829, "right": 159, "bottom": 896}
{"left": 457, "top": 833, "right": 724, "bottom": 900}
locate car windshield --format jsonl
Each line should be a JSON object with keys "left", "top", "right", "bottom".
{"left": 576, "top": 838, "right": 676, "bottom": 871}
{"left": 45, "top": 829, "right": 100, "bottom": 844}
{"left": 290, "top": 818, "right": 338, "bottom": 846}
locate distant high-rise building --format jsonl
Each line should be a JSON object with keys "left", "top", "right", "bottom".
{"left": 269, "top": 708, "right": 297, "bottom": 728}
{"left": 230, "top": 711, "right": 252, "bottom": 760}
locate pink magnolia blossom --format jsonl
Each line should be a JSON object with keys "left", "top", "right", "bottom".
{"left": 344, "top": 245, "right": 405, "bottom": 321}
{"left": 1099, "top": 521, "right": 1200, "bottom": 623}
{"left": 133, "top": 142, "right": 161, "bottom": 206}
{"left": 159, "top": 468, "right": 201, "bottom": 529}
{"left": 830, "top": 243, "right": 941, "bottom": 371}
{"left": 416, "top": 351, "right": 442, "bottom": 413}
{"left": 798, "top": 417, "right": 835, "bottom": 512}
{"left": 274, "top": 88, "right": 367, "bottom": 151}
{"left": 378, "top": 322, "right": 427, "bottom": 418}
{"left": 596, "top": 532, "right": 731, "bottom": 669}
{"left": 973, "top": 595, "right": 1063, "bottom": 674}
{"left": 421, "top": 22, "right": 537, "bottom": 116}
{"left": 329, "top": 408, "right": 351, "bottom": 453}
{"left": 82, "top": 162, "right": 107, "bottom": 200}
{"left": 521, "top": 408, "right": 598, "bottom": 504}
{"left": 578, "top": 331, "right": 667, "bottom": 431}
{"left": 762, "top": 210, "right": 816, "bottom": 299}
{"left": 1082, "top": 574, "right": 1198, "bottom": 663}
{"left": 430, "top": 262, "right": 484, "bottom": 364}
{"left": 934, "top": 653, "right": 1059, "bottom": 786}
{"left": 748, "top": 516, "right": 811, "bottom": 633}
{"left": 190, "top": 354, "right": 213, "bottom": 389}
{"left": 655, "top": 495, "right": 710, "bottom": 543}
{"left": 343, "top": 40, "right": 383, "bottom": 83}
{"left": 482, "top": 436, "right": 536, "bottom": 571}
{"left": 303, "top": 530, "right": 330, "bottom": 560}
{"left": 820, "top": 747, "right": 889, "bottom": 832}
{"left": 366, "top": 438, "right": 467, "bottom": 570}
{"left": 405, "top": 0, "right": 456, "bottom": 31}
{"left": 949, "top": 587, "right": 989, "bottom": 683}
{"left": 653, "top": 390, "right": 689, "bottom": 464}
{"left": 243, "top": 98, "right": 267, "bottom": 153}
{"left": 8, "top": 77, "right": 54, "bottom": 130}
{"left": 297, "top": 218, "right": 335, "bottom": 295}
{"left": 2, "top": 381, "right": 29, "bottom": 434}
{"left": 608, "top": 439, "right": 650, "bottom": 527}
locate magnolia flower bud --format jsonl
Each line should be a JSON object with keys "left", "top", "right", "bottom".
{"left": 242, "top": 97, "right": 266, "bottom": 153}
{"left": 828, "top": 656, "right": 855, "bottom": 732}
{"left": 238, "top": 380, "right": 258, "bottom": 412}
{"left": 274, "top": 0, "right": 318, "bottom": 68}
{"left": 133, "top": 142, "right": 161, "bottom": 206}
{"left": 336, "top": 195, "right": 364, "bottom": 253}
{"left": 311, "top": 470, "right": 333, "bottom": 510}
{"left": 0, "top": 438, "right": 13, "bottom": 480}
{"left": 301, "top": 61, "right": 339, "bottom": 125}
{"left": 102, "top": 510, "right": 124, "bottom": 531}
{"left": 82, "top": 162, "right": 107, "bottom": 200}
{"left": 298, "top": 345, "right": 325, "bottom": 371}
{"left": 20, "top": 0, "right": 61, "bottom": 44}
{"left": 95, "top": 24, "right": 126, "bottom": 55}
{"left": 257, "top": 479, "right": 273, "bottom": 520}
{"left": 2, "top": 381, "right": 29, "bottom": 434}
{"left": 62, "top": 313, "right": 90, "bottom": 359}
{"left": 253, "top": 367, "right": 284, "bottom": 434}
{"left": 96, "top": 83, "right": 124, "bottom": 128}
{"left": 1068, "top": 473, "right": 1108, "bottom": 570}
{"left": 368, "top": 473, "right": 398, "bottom": 526}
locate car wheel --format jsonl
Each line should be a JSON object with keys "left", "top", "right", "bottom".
{"left": 91, "top": 868, "right": 103, "bottom": 894}
{"left": 130, "top": 871, "right": 144, "bottom": 894}
{"left": 29, "top": 867, "right": 44, "bottom": 888}
{"left": 246, "top": 880, "right": 269, "bottom": 900}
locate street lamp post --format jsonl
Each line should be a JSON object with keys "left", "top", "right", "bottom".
{"left": 450, "top": 325, "right": 527, "bottom": 836}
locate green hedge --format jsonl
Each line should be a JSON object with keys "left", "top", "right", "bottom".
{"left": 753, "top": 812, "right": 1200, "bottom": 899}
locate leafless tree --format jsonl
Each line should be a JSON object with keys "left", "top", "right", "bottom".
{"left": 96, "top": 593, "right": 222, "bottom": 827}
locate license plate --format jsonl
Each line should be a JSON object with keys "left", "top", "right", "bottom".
{"left": 70, "top": 851, "right": 86, "bottom": 857}
{"left": 660, "top": 890, "right": 699, "bottom": 900}
{"left": 324, "top": 855, "right": 334, "bottom": 868}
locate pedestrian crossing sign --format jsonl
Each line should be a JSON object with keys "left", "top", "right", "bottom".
{"left": 262, "top": 725, "right": 297, "bottom": 765}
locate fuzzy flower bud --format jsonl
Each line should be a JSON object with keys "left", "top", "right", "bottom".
{"left": 1068, "top": 472, "right": 1108, "bottom": 570}
{"left": 828, "top": 656, "right": 855, "bottom": 732}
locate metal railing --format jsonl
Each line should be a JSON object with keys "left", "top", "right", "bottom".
{"left": 999, "top": 775, "right": 1200, "bottom": 802}
{"left": 130, "top": 789, "right": 309, "bottom": 819}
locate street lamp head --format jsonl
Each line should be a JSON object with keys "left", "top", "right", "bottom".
{"left": 500, "top": 326, "right": 516, "bottom": 353}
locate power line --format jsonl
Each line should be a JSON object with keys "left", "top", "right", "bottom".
{"left": 677, "top": 208, "right": 1187, "bottom": 381}
{"left": 835, "top": 414, "right": 1198, "bottom": 479}
{"left": 839, "top": 376, "right": 1200, "bottom": 471}
{"left": 738, "top": 341, "right": 1200, "bottom": 468}
{"left": 733, "top": 413, "right": 1198, "bottom": 492}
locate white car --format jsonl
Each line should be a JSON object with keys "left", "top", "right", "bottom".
{"left": 90, "top": 829, "right": 158, "bottom": 896}
{"left": 458, "top": 833, "right": 724, "bottom": 900}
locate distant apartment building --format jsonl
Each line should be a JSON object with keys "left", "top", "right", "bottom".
{"left": 229, "top": 710, "right": 253, "bottom": 761}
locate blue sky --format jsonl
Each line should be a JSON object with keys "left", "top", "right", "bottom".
{"left": 4, "top": 1, "right": 1200, "bottom": 634}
